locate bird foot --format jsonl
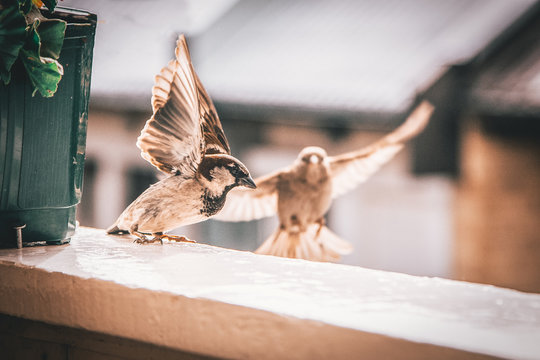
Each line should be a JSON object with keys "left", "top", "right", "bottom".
{"left": 133, "top": 235, "right": 163, "bottom": 245}
{"left": 159, "top": 234, "right": 197, "bottom": 243}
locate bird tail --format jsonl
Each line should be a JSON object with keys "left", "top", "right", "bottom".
{"left": 255, "top": 224, "right": 352, "bottom": 262}
{"left": 106, "top": 223, "right": 128, "bottom": 235}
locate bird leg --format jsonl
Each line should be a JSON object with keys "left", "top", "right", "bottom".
{"left": 314, "top": 218, "right": 326, "bottom": 241}
{"left": 156, "top": 233, "right": 197, "bottom": 243}
{"left": 131, "top": 229, "right": 163, "bottom": 245}
{"left": 273, "top": 224, "right": 287, "bottom": 244}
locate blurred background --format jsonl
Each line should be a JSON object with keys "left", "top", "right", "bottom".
{"left": 61, "top": 0, "right": 539, "bottom": 293}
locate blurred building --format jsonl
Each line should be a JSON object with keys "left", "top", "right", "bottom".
{"left": 62, "top": 0, "right": 539, "bottom": 289}
{"left": 453, "top": 7, "right": 540, "bottom": 293}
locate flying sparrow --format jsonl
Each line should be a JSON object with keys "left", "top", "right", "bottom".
{"left": 107, "top": 35, "right": 256, "bottom": 244}
{"left": 213, "top": 101, "right": 434, "bottom": 261}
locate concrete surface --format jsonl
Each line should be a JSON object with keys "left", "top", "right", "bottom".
{"left": 0, "top": 227, "right": 539, "bottom": 359}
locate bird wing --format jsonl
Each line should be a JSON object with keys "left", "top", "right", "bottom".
{"left": 195, "top": 71, "right": 231, "bottom": 155}
{"left": 213, "top": 170, "right": 281, "bottom": 221}
{"left": 329, "top": 101, "right": 434, "bottom": 198}
{"left": 137, "top": 35, "right": 229, "bottom": 177}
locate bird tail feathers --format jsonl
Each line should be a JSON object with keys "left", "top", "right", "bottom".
{"left": 106, "top": 223, "right": 128, "bottom": 235}
{"left": 255, "top": 224, "right": 352, "bottom": 262}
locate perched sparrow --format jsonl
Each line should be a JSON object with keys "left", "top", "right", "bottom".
{"left": 214, "top": 101, "right": 434, "bottom": 261}
{"left": 107, "top": 35, "right": 256, "bottom": 244}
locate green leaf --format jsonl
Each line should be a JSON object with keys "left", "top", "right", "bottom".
{"left": 42, "top": 0, "right": 57, "bottom": 12}
{"left": 19, "top": 22, "right": 64, "bottom": 97}
{"left": 18, "top": 0, "right": 33, "bottom": 15}
{"left": 36, "top": 19, "right": 65, "bottom": 59}
{"left": 23, "top": 4, "right": 46, "bottom": 27}
{"left": 18, "top": 0, "right": 57, "bottom": 13}
{"left": 0, "top": 3, "right": 27, "bottom": 84}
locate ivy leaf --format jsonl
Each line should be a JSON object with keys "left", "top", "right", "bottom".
{"left": 41, "top": 0, "right": 57, "bottom": 12}
{"left": 21, "top": 1, "right": 56, "bottom": 12}
{"left": 19, "top": 22, "right": 64, "bottom": 97}
{"left": 0, "top": 3, "right": 27, "bottom": 84}
{"left": 37, "top": 19, "right": 66, "bottom": 59}
{"left": 18, "top": 0, "right": 33, "bottom": 15}
{"left": 22, "top": 52, "right": 63, "bottom": 97}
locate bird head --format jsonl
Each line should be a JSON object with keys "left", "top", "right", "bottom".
{"left": 198, "top": 154, "right": 256, "bottom": 195}
{"left": 292, "top": 146, "right": 330, "bottom": 182}
{"left": 295, "top": 146, "right": 328, "bottom": 166}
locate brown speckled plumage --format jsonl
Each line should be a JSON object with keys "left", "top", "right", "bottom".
{"left": 200, "top": 185, "right": 234, "bottom": 217}
{"left": 214, "top": 101, "right": 435, "bottom": 261}
{"left": 107, "top": 35, "right": 256, "bottom": 243}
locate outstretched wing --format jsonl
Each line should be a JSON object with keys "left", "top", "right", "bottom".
{"left": 213, "top": 170, "right": 282, "bottom": 222}
{"left": 330, "top": 101, "right": 434, "bottom": 198}
{"left": 137, "top": 35, "right": 228, "bottom": 177}
{"left": 195, "top": 72, "right": 231, "bottom": 155}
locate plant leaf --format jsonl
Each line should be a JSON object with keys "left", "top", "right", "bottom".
{"left": 0, "top": 3, "right": 27, "bottom": 84}
{"left": 19, "top": 22, "right": 63, "bottom": 97}
{"left": 42, "top": 0, "right": 57, "bottom": 12}
{"left": 37, "top": 19, "right": 65, "bottom": 59}
{"left": 18, "top": 0, "right": 33, "bottom": 15}
{"left": 23, "top": 4, "right": 46, "bottom": 26}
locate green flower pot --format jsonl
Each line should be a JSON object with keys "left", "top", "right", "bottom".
{"left": 0, "top": 8, "right": 96, "bottom": 248}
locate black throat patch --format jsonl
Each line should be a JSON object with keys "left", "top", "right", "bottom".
{"left": 200, "top": 184, "right": 235, "bottom": 217}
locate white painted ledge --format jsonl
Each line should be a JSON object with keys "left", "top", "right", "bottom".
{"left": 0, "top": 227, "right": 539, "bottom": 360}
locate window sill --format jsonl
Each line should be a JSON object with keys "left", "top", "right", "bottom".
{"left": 0, "top": 227, "right": 539, "bottom": 359}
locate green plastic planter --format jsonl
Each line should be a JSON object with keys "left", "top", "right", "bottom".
{"left": 0, "top": 8, "right": 96, "bottom": 248}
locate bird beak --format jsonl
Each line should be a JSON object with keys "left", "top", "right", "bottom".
{"left": 240, "top": 176, "right": 257, "bottom": 189}
{"left": 310, "top": 155, "right": 319, "bottom": 164}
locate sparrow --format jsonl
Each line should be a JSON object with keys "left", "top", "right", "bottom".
{"left": 107, "top": 35, "right": 256, "bottom": 244}
{"left": 213, "top": 101, "right": 434, "bottom": 261}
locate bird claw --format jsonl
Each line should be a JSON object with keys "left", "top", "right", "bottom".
{"left": 131, "top": 232, "right": 195, "bottom": 245}
{"left": 160, "top": 234, "right": 197, "bottom": 243}
{"left": 133, "top": 236, "right": 163, "bottom": 245}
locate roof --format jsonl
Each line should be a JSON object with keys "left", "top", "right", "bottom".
{"left": 470, "top": 3, "right": 540, "bottom": 116}
{"left": 60, "top": 0, "right": 237, "bottom": 111}
{"left": 195, "top": 0, "right": 536, "bottom": 115}
{"left": 61, "top": 0, "right": 537, "bottom": 115}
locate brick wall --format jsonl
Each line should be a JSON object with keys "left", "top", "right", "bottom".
{"left": 455, "top": 117, "right": 540, "bottom": 292}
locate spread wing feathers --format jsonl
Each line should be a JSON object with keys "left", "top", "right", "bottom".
{"left": 137, "top": 35, "right": 202, "bottom": 176}
{"left": 213, "top": 170, "right": 281, "bottom": 222}
{"left": 137, "top": 35, "right": 228, "bottom": 177}
{"left": 330, "top": 100, "right": 434, "bottom": 198}
{"left": 255, "top": 225, "right": 352, "bottom": 262}
{"left": 195, "top": 72, "right": 231, "bottom": 155}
